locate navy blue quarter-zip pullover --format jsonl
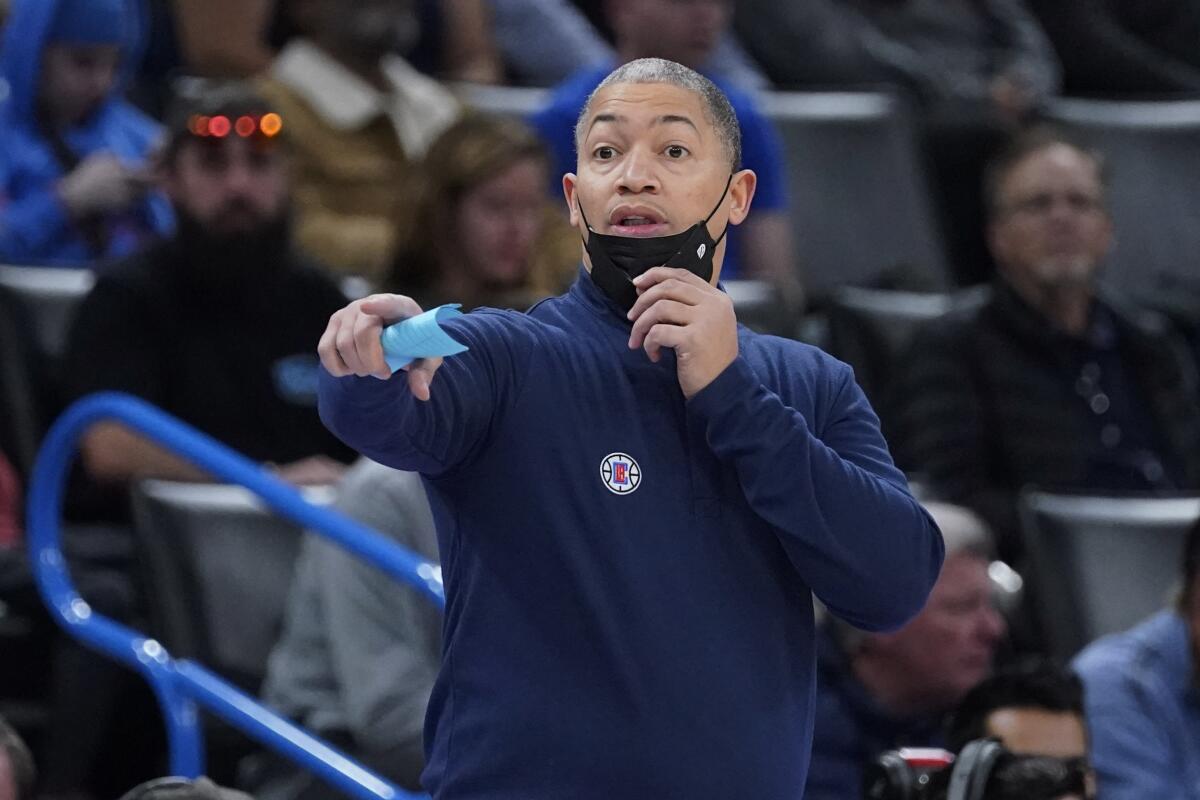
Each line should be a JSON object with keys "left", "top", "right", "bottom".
{"left": 319, "top": 268, "right": 944, "bottom": 800}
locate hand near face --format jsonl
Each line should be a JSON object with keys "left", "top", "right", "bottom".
{"left": 58, "top": 153, "right": 147, "bottom": 218}
{"left": 318, "top": 294, "right": 444, "bottom": 401}
{"left": 626, "top": 267, "right": 738, "bottom": 398}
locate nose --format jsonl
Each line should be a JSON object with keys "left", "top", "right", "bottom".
{"left": 616, "top": 147, "right": 659, "bottom": 195}
{"left": 221, "top": 156, "right": 256, "bottom": 196}
{"left": 976, "top": 604, "right": 1007, "bottom": 646}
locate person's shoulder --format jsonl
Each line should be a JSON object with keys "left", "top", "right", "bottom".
{"left": 1074, "top": 610, "right": 1186, "bottom": 693}
{"left": 538, "top": 63, "right": 611, "bottom": 117}
{"left": 89, "top": 246, "right": 169, "bottom": 297}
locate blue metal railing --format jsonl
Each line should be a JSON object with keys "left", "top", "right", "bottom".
{"left": 27, "top": 392, "right": 446, "bottom": 799}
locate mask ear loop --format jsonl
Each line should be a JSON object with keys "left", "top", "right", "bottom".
{"left": 704, "top": 173, "right": 735, "bottom": 251}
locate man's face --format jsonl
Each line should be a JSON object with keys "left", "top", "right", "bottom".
{"left": 164, "top": 137, "right": 290, "bottom": 237}
{"left": 985, "top": 707, "right": 1088, "bottom": 759}
{"left": 988, "top": 145, "right": 1113, "bottom": 292}
{"left": 869, "top": 552, "right": 1007, "bottom": 709}
{"left": 563, "top": 81, "right": 755, "bottom": 284}
{"left": 609, "top": 0, "right": 731, "bottom": 69}
{"left": 39, "top": 44, "right": 120, "bottom": 127}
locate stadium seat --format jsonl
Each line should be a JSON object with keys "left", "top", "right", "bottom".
{"left": 130, "top": 480, "right": 336, "bottom": 692}
{"left": 0, "top": 265, "right": 94, "bottom": 360}
{"left": 1044, "top": 98, "right": 1200, "bottom": 303}
{"left": 758, "top": 91, "right": 950, "bottom": 302}
{"left": 826, "top": 285, "right": 989, "bottom": 415}
{"left": 724, "top": 279, "right": 796, "bottom": 338}
{"left": 454, "top": 83, "right": 549, "bottom": 117}
{"left": 1019, "top": 491, "right": 1200, "bottom": 663}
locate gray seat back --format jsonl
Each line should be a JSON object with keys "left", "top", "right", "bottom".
{"left": 1019, "top": 491, "right": 1200, "bottom": 662}
{"left": 131, "top": 480, "right": 334, "bottom": 691}
{"left": 759, "top": 91, "right": 949, "bottom": 301}
{"left": 0, "top": 265, "right": 94, "bottom": 360}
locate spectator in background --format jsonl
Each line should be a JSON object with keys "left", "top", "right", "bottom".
{"left": 893, "top": 128, "right": 1200, "bottom": 564}
{"left": 63, "top": 82, "right": 355, "bottom": 525}
{"left": 529, "top": 0, "right": 799, "bottom": 294}
{"left": 737, "top": 0, "right": 1060, "bottom": 284}
{"left": 1028, "top": 0, "right": 1200, "bottom": 97}
{"left": 946, "top": 662, "right": 1090, "bottom": 761}
{"left": 0, "top": 453, "right": 18, "bottom": 548}
{"left": 0, "top": 0, "right": 173, "bottom": 267}
{"left": 1073, "top": 517, "right": 1200, "bottom": 799}
{"left": 0, "top": 715, "right": 34, "bottom": 800}
{"left": 805, "top": 502, "right": 1007, "bottom": 800}
{"left": 172, "top": 0, "right": 500, "bottom": 82}
{"left": 388, "top": 114, "right": 576, "bottom": 309}
{"left": 254, "top": 461, "right": 441, "bottom": 796}
{"left": 257, "top": 0, "right": 460, "bottom": 283}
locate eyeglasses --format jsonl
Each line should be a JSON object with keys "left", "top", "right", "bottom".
{"left": 1000, "top": 191, "right": 1104, "bottom": 218}
{"left": 187, "top": 113, "right": 283, "bottom": 139}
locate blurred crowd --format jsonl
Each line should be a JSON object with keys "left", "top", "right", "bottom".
{"left": 1, "top": 0, "right": 1200, "bottom": 798}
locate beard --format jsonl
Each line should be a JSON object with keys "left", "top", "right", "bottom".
{"left": 171, "top": 202, "right": 293, "bottom": 303}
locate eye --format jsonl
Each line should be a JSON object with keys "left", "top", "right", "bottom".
{"left": 665, "top": 145, "right": 688, "bottom": 159}
{"left": 593, "top": 146, "right": 616, "bottom": 160}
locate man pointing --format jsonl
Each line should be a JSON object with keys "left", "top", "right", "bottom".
{"left": 318, "top": 58, "right": 943, "bottom": 799}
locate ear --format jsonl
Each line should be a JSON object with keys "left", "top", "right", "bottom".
{"left": 727, "top": 168, "right": 757, "bottom": 227}
{"left": 563, "top": 172, "right": 581, "bottom": 228}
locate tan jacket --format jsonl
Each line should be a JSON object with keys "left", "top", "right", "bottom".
{"left": 258, "top": 41, "right": 460, "bottom": 282}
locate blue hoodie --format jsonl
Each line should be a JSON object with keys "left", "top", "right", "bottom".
{"left": 0, "top": 0, "right": 173, "bottom": 267}
{"left": 319, "top": 268, "right": 945, "bottom": 799}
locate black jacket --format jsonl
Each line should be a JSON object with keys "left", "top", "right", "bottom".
{"left": 892, "top": 280, "right": 1200, "bottom": 561}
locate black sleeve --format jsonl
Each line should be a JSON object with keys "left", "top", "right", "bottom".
{"left": 1029, "top": 0, "right": 1200, "bottom": 94}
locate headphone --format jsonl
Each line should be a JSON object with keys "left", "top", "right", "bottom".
{"left": 863, "top": 748, "right": 955, "bottom": 800}
{"left": 946, "top": 739, "right": 1006, "bottom": 800}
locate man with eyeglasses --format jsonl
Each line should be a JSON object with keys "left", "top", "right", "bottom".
{"left": 893, "top": 126, "right": 1200, "bottom": 567}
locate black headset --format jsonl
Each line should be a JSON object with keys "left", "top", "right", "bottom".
{"left": 863, "top": 748, "right": 955, "bottom": 800}
{"left": 946, "top": 739, "right": 1006, "bottom": 800}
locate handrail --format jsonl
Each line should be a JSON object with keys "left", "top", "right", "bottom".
{"left": 27, "top": 392, "right": 445, "bottom": 799}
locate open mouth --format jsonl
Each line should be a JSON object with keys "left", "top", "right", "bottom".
{"left": 608, "top": 206, "right": 670, "bottom": 237}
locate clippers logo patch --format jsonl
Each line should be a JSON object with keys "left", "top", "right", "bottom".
{"left": 600, "top": 453, "right": 641, "bottom": 495}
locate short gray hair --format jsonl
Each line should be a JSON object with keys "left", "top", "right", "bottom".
{"left": 573, "top": 57, "right": 742, "bottom": 170}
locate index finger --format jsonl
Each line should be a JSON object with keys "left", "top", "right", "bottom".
{"left": 632, "top": 267, "right": 711, "bottom": 292}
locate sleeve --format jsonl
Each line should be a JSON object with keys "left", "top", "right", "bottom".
{"left": 0, "top": 180, "right": 75, "bottom": 263}
{"left": 320, "top": 465, "right": 439, "bottom": 762}
{"left": 735, "top": 101, "right": 788, "bottom": 211}
{"left": 491, "top": 0, "right": 614, "bottom": 86}
{"left": 1030, "top": 0, "right": 1200, "bottom": 94}
{"left": 1079, "top": 660, "right": 1190, "bottom": 800}
{"left": 732, "top": 0, "right": 895, "bottom": 88}
{"left": 989, "top": 0, "right": 1062, "bottom": 100}
{"left": 318, "top": 311, "right": 534, "bottom": 478}
{"left": 890, "top": 320, "right": 1022, "bottom": 562}
{"left": 61, "top": 277, "right": 169, "bottom": 406}
{"left": 687, "top": 354, "right": 944, "bottom": 632}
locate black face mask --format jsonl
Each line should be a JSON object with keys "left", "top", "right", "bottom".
{"left": 579, "top": 174, "right": 732, "bottom": 312}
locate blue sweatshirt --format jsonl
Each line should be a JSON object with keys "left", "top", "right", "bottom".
{"left": 319, "top": 268, "right": 944, "bottom": 799}
{"left": 0, "top": 0, "right": 174, "bottom": 267}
